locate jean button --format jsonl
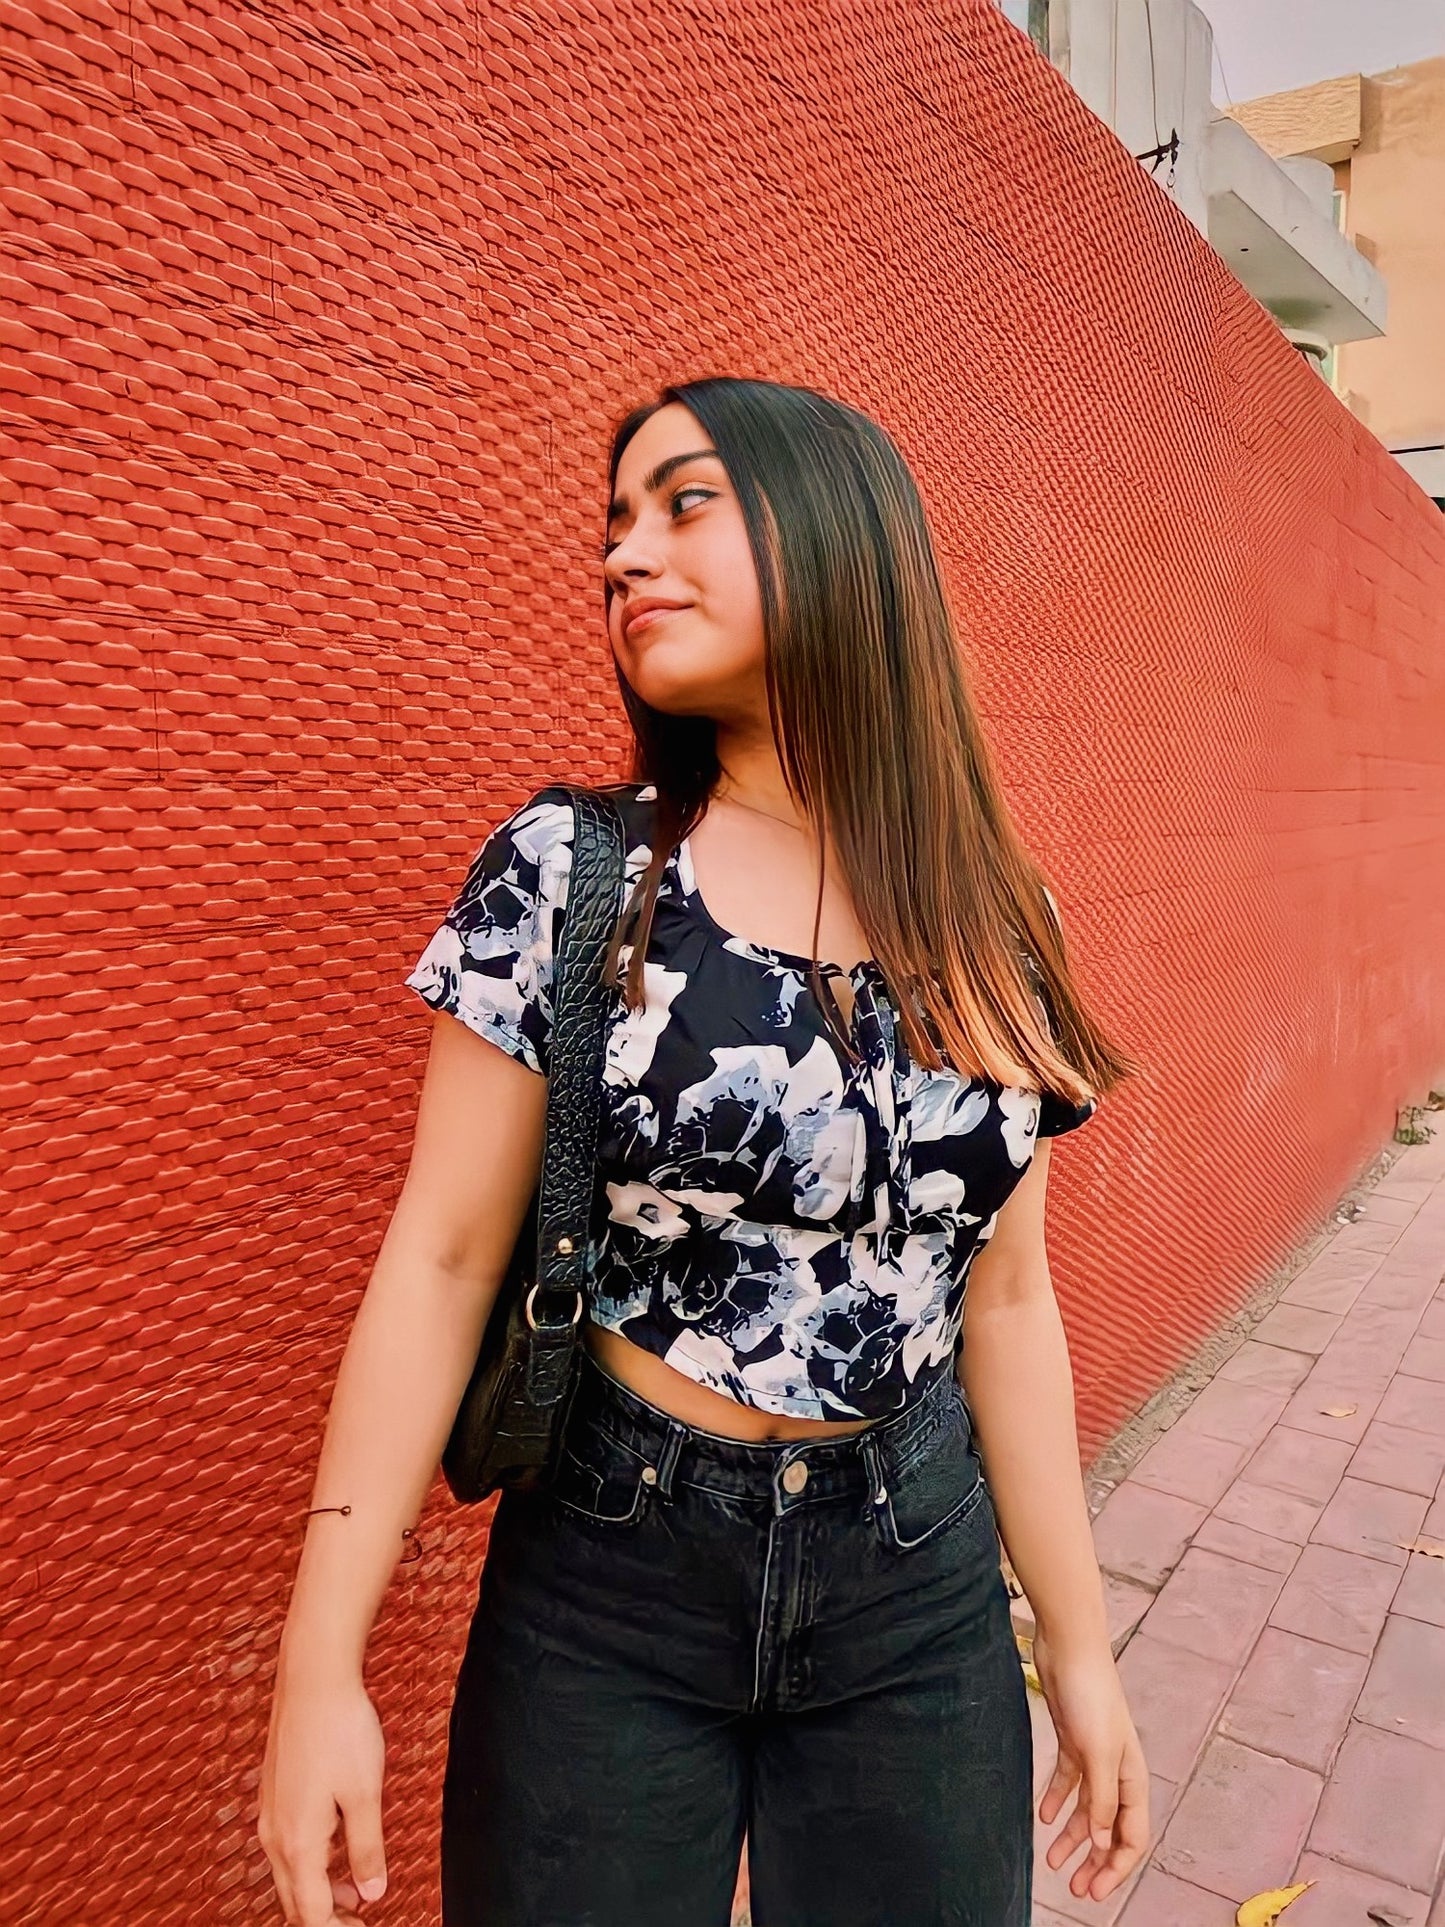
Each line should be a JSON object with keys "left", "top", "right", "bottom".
{"left": 782, "top": 1460, "right": 809, "bottom": 1495}
{"left": 640, "top": 1466, "right": 659, "bottom": 1485}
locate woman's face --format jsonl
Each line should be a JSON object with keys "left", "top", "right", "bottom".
{"left": 603, "top": 402, "right": 766, "bottom": 721}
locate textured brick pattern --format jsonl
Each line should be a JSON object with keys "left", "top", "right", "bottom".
{"left": 3, "top": 2, "right": 1444, "bottom": 1923}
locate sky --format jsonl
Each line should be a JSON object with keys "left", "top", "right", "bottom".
{"left": 1195, "top": 0, "right": 1445, "bottom": 104}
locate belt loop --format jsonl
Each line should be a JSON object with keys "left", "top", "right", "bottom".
{"left": 651, "top": 1418, "right": 687, "bottom": 1499}
{"left": 860, "top": 1430, "right": 887, "bottom": 1505}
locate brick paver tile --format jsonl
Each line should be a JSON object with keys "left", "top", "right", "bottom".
{"left": 1350, "top": 1193, "right": 1425, "bottom": 1226}
{"left": 1307, "top": 1721, "right": 1445, "bottom": 1891}
{"left": 1192, "top": 1513, "right": 1301, "bottom": 1576}
{"left": 1331, "top": 1218, "right": 1404, "bottom": 1255}
{"left": 1113, "top": 1631, "right": 1235, "bottom": 1783}
{"left": 1420, "top": 1294, "right": 1445, "bottom": 1342}
{"left": 1170, "top": 1377, "right": 1291, "bottom": 1450}
{"left": 1243, "top": 1428, "right": 1355, "bottom": 1506}
{"left": 1357, "top": 1261, "right": 1444, "bottom": 1315}
{"left": 1376, "top": 1374, "right": 1445, "bottom": 1437}
{"left": 1251, "top": 1303, "right": 1343, "bottom": 1355}
{"left": 1393, "top": 1543, "right": 1445, "bottom": 1629}
{"left": 1288, "top": 1851, "right": 1431, "bottom": 1926}
{"left": 1211, "top": 1478, "right": 1323, "bottom": 1543}
{"left": 1280, "top": 1251, "right": 1379, "bottom": 1314}
{"left": 1400, "top": 1332, "right": 1445, "bottom": 1383}
{"left": 1275, "top": 1379, "right": 1384, "bottom": 1445}
{"left": 1268, "top": 1544, "right": 1402, "bottom": 1655}
{"left": 1113, "top": 1867, "right": 1239, "bottom": 1924}
{"left": 1280, "top": 1315, "right": 1417, "bottom": 1431}
{"left": 1152, "top": 1735, "right": 1322, "bottom": 1903}
{"left": 1136, "top": 1546, "right": 1285, "bottom": 1668}
{"left": 1353, "top": 1613, "right": 1445, "bottom": 1750}
{"left": 1326, "top": 1300, "right": 1423, "bottom": 1354}
{"left": 1217, "top": 1626, "right": 1369, "bottom": 1772}
{"left": 1130, "top": 1426, "right": 1253, "bottom": 1509}
{"left": 1308, "top": 1476, "right": 1429, "bottom": 1567}
{"left": 1367, "top": 1174, "right": 1435, "bottom": 1204}
{"left": 1348, "top": 1417, "right": 1445, "bottom": 1498}
{"left": 1101, "top": 1572, "right": 1156, "bottom": 1653}
{"left": 1089, "top": 1481, "right": 1208, "bottom": 1591}
{"left": 1217, "top": 1341, "right": 1316, "bottom": 1394}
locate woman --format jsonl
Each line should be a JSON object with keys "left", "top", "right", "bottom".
{"left": 259, "top": 376, "right": 1150, "bottom": 1927}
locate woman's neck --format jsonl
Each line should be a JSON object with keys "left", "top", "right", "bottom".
{"left": 711, "top": 733, "right": 807, "bottom": 832}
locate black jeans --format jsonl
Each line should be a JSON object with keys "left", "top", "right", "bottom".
{"left": 441, "top": 1346, "right": 1033, "bottom": 1926}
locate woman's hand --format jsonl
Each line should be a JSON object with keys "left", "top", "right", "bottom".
{"left": 258, "top": 1666, "right": 387, "bottom": 1926}
{"left": 1032, "top": 1624, "right": 1152, "bottom": 1903}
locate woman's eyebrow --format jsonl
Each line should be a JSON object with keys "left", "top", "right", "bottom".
{"left": 606, "top": 449, "right": 722, "bottom": 528}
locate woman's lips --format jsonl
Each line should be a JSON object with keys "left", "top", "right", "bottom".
{"left": 625, "top": 605, "right": 688, "bottom": 637}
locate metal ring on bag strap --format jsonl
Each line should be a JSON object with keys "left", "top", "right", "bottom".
{"left": 524, "top": 1282, "right": 585, "bottom": 1331}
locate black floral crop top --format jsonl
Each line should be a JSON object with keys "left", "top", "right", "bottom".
{"left": 405, "top": 782, "right": 1098, "bottom": 1422}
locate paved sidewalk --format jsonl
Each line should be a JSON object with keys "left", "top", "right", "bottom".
{"left": 1028, "top": 1116, "right": 1445, "bottom": 1926}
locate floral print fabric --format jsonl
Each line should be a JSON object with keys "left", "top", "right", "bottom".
{"left": 405, "top": 782, "right": 1098, "bottom": 1421}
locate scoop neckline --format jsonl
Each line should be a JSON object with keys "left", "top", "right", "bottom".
{"left": 671, "top": 834, "right": 882, "bottom": 982}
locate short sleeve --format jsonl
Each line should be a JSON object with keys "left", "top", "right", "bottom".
{"left": 1038, "top": 1089, "right": 1099, "bottom": 1138}
{"left": 403, "top": 787, "right": 576, "bottom": 1076}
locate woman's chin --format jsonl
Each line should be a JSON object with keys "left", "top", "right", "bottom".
{"left": 625, "top": 665, "right": 729, "bottom": 716}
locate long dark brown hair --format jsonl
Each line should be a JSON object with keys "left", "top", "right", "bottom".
{"left": 596, "top": 375, "right": 1138, "bottom": 1110}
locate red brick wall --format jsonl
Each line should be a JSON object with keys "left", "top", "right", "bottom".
{"left": 4, "top": 2, "right": 1444, "bottom": 1921}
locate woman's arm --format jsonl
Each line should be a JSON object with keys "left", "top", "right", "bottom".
{"left": 959, "top": 1140, "right": 1151, "bottom": 1905}
{"left": 959, "top": 1143, "right": 1111, "bottom": 1651}
{"left": 259, "top": 1011, "right": 547, "bottom": 1927}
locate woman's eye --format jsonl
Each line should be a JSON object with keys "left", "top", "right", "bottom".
{"left": 671, "top": 485, "right": 713, "bottom": 515}
{"left": 597, "top": 486, "right": 714, "bottom": 562}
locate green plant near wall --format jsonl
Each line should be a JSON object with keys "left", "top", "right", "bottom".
{"left": 1395, "top": 1097, "right": 1443, "bottom": 1146}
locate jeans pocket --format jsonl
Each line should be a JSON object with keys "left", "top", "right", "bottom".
{"left": 550, "top": 1422, "right": 654, "bottom": 1527}
{"left": 869, "top": 1396, "right": 988, "bottom": 1553}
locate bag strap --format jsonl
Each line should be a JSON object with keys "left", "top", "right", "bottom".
{"left": 522, "top": 786, "right": 626, "bottom": 1398}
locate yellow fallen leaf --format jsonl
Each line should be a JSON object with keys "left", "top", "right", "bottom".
{"left": 1395, "top": 1537, "right": 1445, "bottom": 1558}
{"left": 1319, "top": 1404, "right": 1357, "bottom": 1417}
{"left": 1235, "top": 1880, "right": 1314, "bottom": 1925}
{"left": 1017, "top": 1634, "right": 1040, "bottom": 1695}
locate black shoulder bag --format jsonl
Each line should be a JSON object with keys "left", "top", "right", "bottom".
{"left": 440, "top": 785, "right": 627, "bottom": 1504}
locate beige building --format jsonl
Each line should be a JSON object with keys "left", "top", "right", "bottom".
{"left": 1223, "top": 59, "right": 1445, "bottom": 509}
{"left": 999, "top": 1, "right": 1389, "bottom": 459}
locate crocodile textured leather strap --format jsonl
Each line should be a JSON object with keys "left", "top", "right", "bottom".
{"left": 522, "top": 785, "right": 626, "bottom": 1402}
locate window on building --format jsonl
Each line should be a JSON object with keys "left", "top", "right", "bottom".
{"left": 996, "top": 0, "right": 1049, "bottom": 53}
